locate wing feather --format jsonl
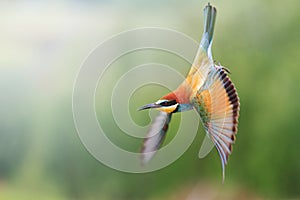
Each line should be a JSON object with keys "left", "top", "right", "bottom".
{"left": 140, "top": 112, "right": 172, "bottom": 164}
{"left": 192, "top": 66, "right": 240, "bottom": 181}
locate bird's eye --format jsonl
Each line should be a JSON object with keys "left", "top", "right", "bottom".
{"left": 159, "top": 101, "right": 168, "bottom": 106}
{"left": 159, "top": 100, "right": 177, "bottom": 106}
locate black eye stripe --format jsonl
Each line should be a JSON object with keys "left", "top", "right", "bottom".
{"left": 160, "top": 100, "right": 177, "bottom": 106}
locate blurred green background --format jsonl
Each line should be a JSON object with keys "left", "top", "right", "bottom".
{"left": 1, "top": 0, "right": 300, "bottom": 199}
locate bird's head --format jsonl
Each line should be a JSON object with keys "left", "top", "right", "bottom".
{"left": 138, "top": 93, "right": 179, "bottom": 113}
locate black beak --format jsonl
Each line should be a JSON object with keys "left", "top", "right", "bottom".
{"left": 138, "top": 103, "right": 160, "bottom": 111}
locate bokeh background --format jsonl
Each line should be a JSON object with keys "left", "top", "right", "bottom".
{"left": 1, "top": 0, "right": 300, "bottom": 199}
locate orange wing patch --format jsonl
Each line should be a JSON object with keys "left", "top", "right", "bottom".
{"left": 192, "top": 67, "right": 240, "bottom": 181}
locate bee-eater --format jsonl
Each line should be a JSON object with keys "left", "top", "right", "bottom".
{"left": 139, "top": 3, "right": 240, "bottom": 181}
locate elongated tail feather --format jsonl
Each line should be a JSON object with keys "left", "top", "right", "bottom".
{"left": 200, "top": 3, "right": 217, "bottom": 54}
{"left": 188, "top": 3, "right": 217, "bottom": 87}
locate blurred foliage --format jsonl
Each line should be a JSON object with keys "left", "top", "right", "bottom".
{"left": 0, "top": 0, "right": 300, "bottom": 199}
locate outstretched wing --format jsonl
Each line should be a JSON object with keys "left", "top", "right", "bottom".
{"left": 191, "top": 66, "right": 240, "bottom": 181}
{"left": 140, "top": 112, "right": 172, "bottom": 164}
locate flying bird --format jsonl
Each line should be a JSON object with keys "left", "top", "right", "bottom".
{"left": 139, "top": 3, "right": 240, "bottom": 181}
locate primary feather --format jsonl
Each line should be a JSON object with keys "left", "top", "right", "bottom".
{"left": 191, "top": 66, "right": 240, "bottom": 182}
{"left": 140, "top": 112, "right": 172, "bottom": 164}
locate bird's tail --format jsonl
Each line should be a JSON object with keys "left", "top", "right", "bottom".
{"left": 200, "top": 3, "right": 217, "bottom": 53}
